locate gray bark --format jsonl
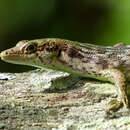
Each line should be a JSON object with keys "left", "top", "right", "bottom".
{"left": 0, "top": 69, "right": 130, "bottom": 130}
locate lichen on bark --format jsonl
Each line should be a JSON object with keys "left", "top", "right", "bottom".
{"left": 0, "top": 69, "right": 130, "bottom": 129}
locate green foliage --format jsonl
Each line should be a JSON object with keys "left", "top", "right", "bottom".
{"left": 0, "top": 0, "right": 130, "bottom": 72}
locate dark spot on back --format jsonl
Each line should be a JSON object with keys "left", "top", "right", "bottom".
{"left": 68, "top": 47, "right": 84, "bottom": 59}
{"left": 82, "top": 56, "right": 93, "bottom": 63}
{"left": 107, "top": 52, "right": 117, "bottom": 59}
{"left": 96, "top": 59, "right": 108, "bottom": 69}
{"left": 92, "top": 70, "right": 96, "bottom": 73}
{"left": 82, "top": 67, "right": 86, "bottom": 71}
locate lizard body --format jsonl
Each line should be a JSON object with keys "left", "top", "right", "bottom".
{"left": 1, "top": 38, "right": 130, "bottom": 111}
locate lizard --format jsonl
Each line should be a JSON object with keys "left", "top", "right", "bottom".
{"left": 0, "top": 38, "right": 130, "bottom": 111}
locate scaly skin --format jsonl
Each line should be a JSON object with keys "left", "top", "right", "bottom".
{"left": 1, "top": 38, "right": 130, "bottom": 111}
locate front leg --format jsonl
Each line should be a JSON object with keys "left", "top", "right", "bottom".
{"left": 100, "top": 68, "right": 128, "bottom": 111}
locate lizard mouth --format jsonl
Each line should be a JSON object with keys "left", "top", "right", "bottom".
{"left": 0, "top": 49, "right": 36, "bottom": 66}
{"left": 0, "top": 50, "right": 26, "bottom": 64}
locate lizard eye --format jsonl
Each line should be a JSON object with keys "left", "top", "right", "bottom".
{"left": 25, "top": 43, "right": 37, "bottom": 53}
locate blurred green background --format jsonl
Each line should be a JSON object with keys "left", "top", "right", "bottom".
{"left": 0, "top": 0, "right": 130, "bottom": 72}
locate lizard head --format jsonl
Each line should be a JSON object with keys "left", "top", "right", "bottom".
{"left": 0, "top": 38, "right": 67, "bottom": 69}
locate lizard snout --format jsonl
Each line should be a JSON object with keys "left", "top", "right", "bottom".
{"left": 0, "top": 48, "right": 19, "bottom": 62}
{"left": 0, "top": 50, "right": 8, "bottom": 60}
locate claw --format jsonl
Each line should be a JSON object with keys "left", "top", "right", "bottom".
{"left": 108, "top": 99, "right": 123, "bottom": 112}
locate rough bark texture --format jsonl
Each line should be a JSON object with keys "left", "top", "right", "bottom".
{"left": 0, "top": 69, "right": 130, "bottom": 130}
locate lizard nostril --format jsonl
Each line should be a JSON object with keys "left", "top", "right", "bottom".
{"left": 5, "top": 51, "right": 8, "bottom": 55}
{"left": 0, "top": 51, "right": 8, "bottom": 57}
